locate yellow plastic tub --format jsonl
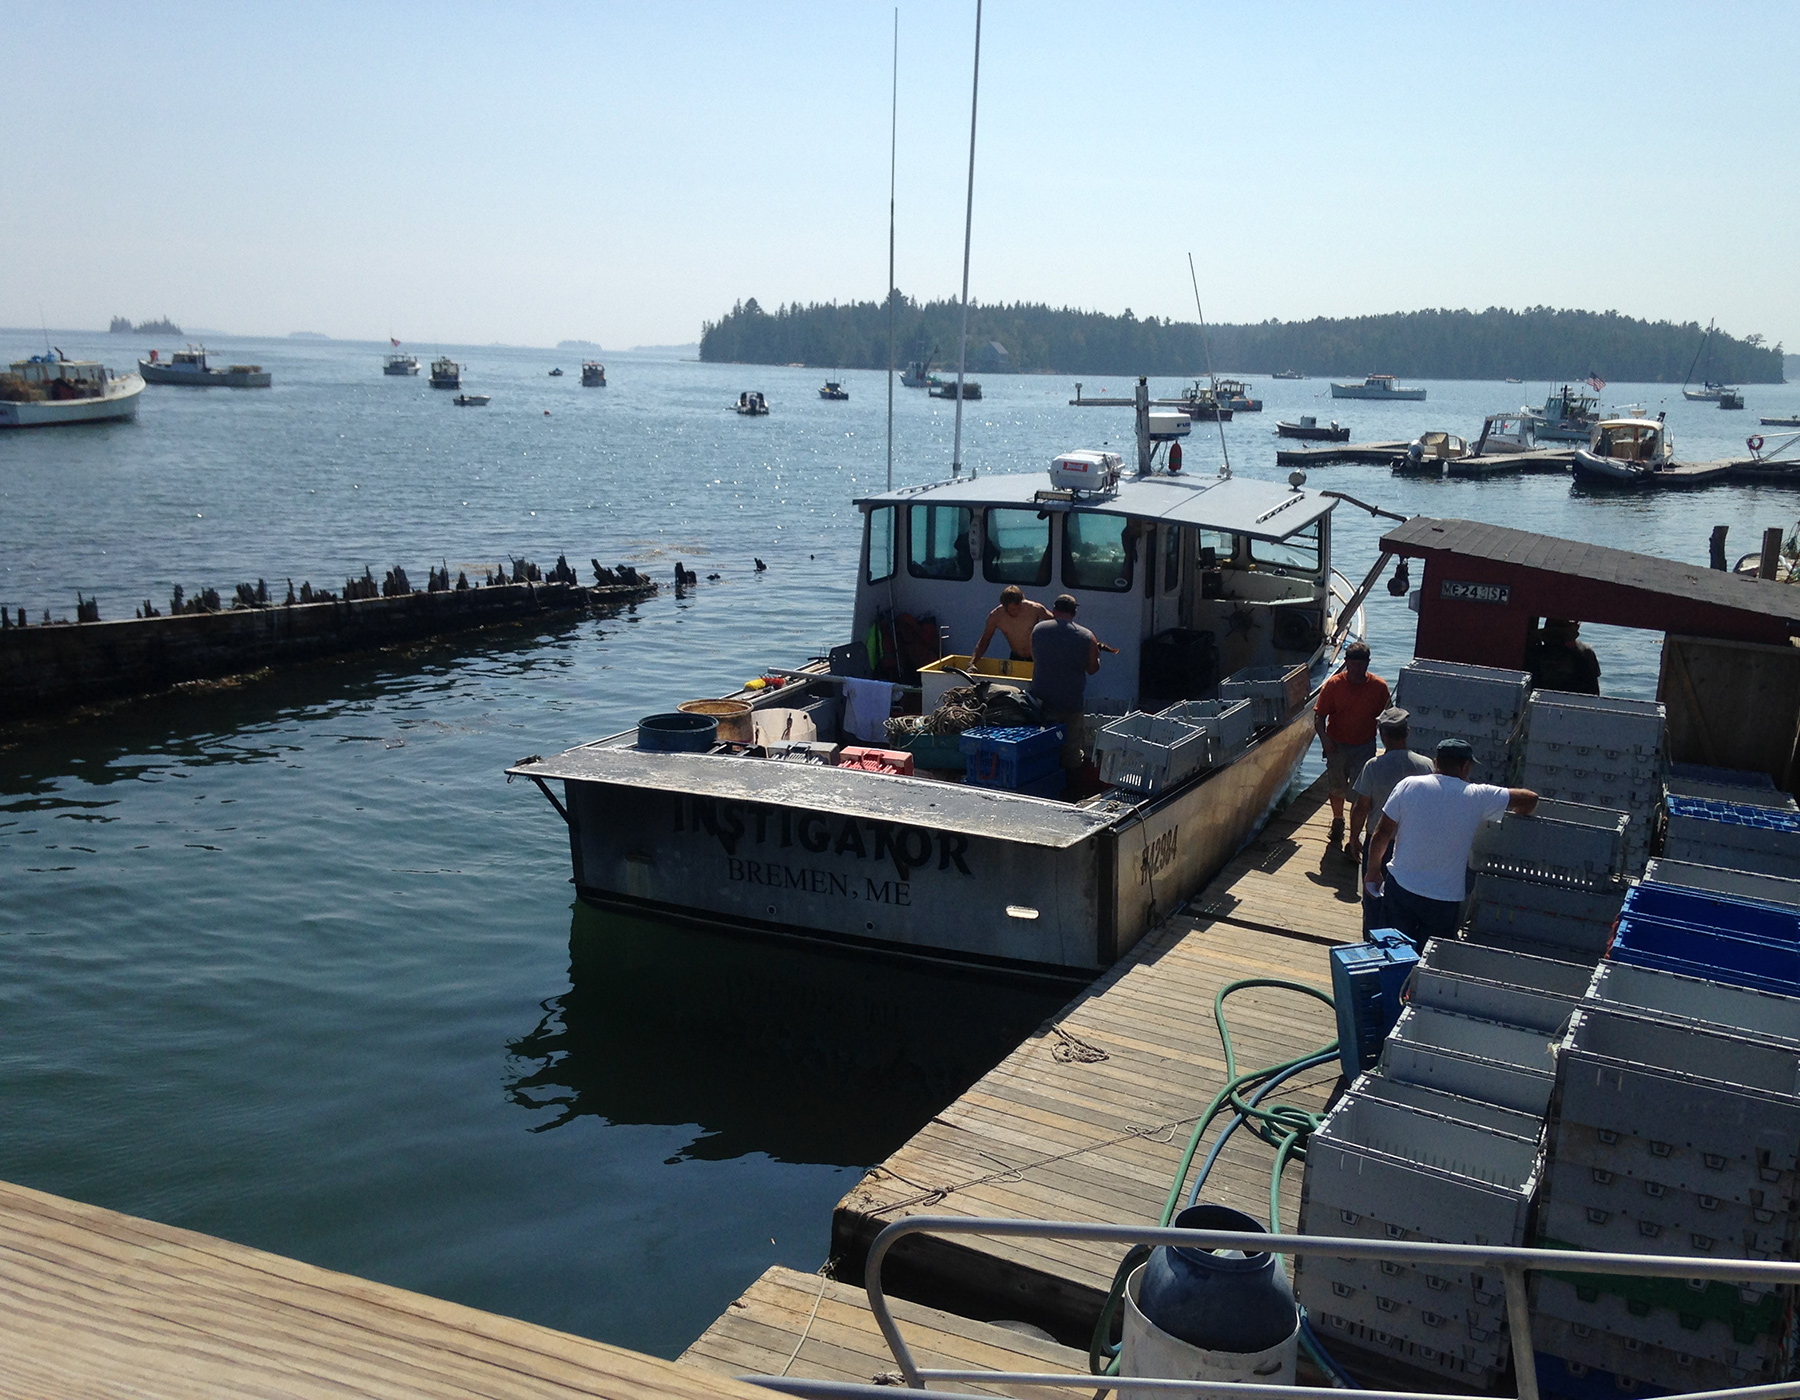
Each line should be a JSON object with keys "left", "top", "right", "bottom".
{"left": 919, "top": 654, "right": 1033, "bottom": 715}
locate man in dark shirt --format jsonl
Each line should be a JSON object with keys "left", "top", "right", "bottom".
{"left": 1527, "top": 618, "right": 1601, "bottom": 695}
{"left": 1030, "top": 594, "right": 1101, "bottom": 771}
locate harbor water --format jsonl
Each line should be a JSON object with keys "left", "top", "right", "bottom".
{"left": 1, "top": 331, "right": 1796, "bottom": 1355}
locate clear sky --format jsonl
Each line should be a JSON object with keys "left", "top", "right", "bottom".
{"left": 7, "top": 1, "right": 1795, "bottom": 351}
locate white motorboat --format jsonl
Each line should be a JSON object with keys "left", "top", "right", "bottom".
{"left": 1330, "top": 373, "right": 1426, "bottom": 401}
{"left": 452, "top": 393, "right": 490, "bottom": 407}
{"left": 0, "top": 354, "right": 144, "bottom": 428}
{"left": 139, "top": 345, "right": 270, "bottom": 388}
{"left": 1572, "top": 416, "right": 1675, "bottom": 485}
{"left": 1474, "top": 413, "right": 1535, "bottom": 454}
{"left": 511, "top": 382, "right": 1363, "bottom": 977}
{"left": 1524, "top": 383, "right": 1601, "bottom": 442}
{"left": 383, "top": 353, "right": 420, "bottom": 376}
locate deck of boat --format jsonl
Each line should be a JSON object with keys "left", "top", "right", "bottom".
{"left": 680, "top": 1265, "right": 1092, "bottom": 1397}
{"left": 0, "top": 1175, "right": 760, "bottom": 1400}
{"left": 827, "top": 776, "right": 1355, "bottom": 1342}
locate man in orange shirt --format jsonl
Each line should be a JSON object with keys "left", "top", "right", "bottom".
{"left": 1312, "top": 641, "right": 1391, "bottom": 838}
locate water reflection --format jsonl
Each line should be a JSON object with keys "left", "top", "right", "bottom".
{"left": 506, "top": 903, "right": 1069, "bottom": 1165}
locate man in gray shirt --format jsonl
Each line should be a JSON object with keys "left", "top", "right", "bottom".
{"left": 1348, "top": 707, "right": 1434, "bottom": 931}
{"left": 1029, "top": 594, "right": 1101, "bottom": 773}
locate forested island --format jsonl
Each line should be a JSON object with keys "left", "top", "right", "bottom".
{"left": 700, "top": 298, "right": 1785, "bottom": 383}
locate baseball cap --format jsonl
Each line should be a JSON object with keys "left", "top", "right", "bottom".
{"left": 1435, "top": 737, "right": 1474, "bottom": 763}
{"left": 1377, "top": 707, "right": 1410, "bottom": 728}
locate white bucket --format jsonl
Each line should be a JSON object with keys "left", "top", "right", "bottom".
{"left": 1119, "top": 1264, "right": 1299, "bottom": 1392}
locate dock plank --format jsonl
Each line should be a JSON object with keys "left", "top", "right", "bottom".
{"left": 829, "top": 777, "right": 1358, "bottom": 1339}
{"left": 680, "top": 1265, "right": 1092, "bottom": 1398}
{"left": 0, "top": 1176, "right": 765, "bottom": 1400}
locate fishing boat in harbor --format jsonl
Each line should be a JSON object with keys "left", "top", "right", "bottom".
{"left": 511, "top": 387, "right": 1363, "bottom": 978}
{"left": 382, "top": 352, "right": 420, "bottom": 376}
{"left": 1526, "top": 383, "right": 1601, "bottom": 442}
{"left": 0, "top": 353, "right": 144, "bottom": 428}
{"left": 1330, "top": 372, "right": 1425, "bottom": 401}
{"left": 1474, "top": 411, "right": 1535, "bottom": 453}
{"left": 1272, "top": 369, "right": 1303, "bottom": 380}
{"left": 1213, "top": 377, "right": 1261, "bottom": 412}
{"left": 429, "top": 357, "right": 461, "bottom": 389}
{"left": 735, "top": 391, "right": 769, "bottom": 415}
{"left": 900, "top": 359, "right": 932, "bottom": 388}
{"left": 581, "top": 361, "right": 606, "bottom": 387}
{"left": 928, "top": 377, "right": 981, "bottom": 400}
{"left": 819, "top": 380, "right": 849, "bottom": 401}
{"left": 139, "top": 346, "right": 271, "bottom": 388}
{"left": 1719, "top": 387, "right": 1745, "bottom": 410}
{"left": 1275, "top": 415, "right": 1348, "bottom": 442}
{"left": 452, "top": 393, "right": 490, "bottom": 406}
{"left": 1571, "top": 414, "right": 1675, "bottom": 485}
{"left": 1174, "top": 380, "right": 1232, "bottom": 421}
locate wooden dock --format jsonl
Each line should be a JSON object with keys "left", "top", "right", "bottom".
{"left": 0, "top": 1175, "right": 759, "bottom": 1400}
{"left": 681, "top": 1265, "right": 1091, "bottom": 1397}
{"left": 827, "top": 778, "right": 1356, "bottom": 1343}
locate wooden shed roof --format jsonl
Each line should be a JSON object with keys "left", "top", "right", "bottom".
{"left": 1381, "top": 517, "right": 1800, "bottom": 628}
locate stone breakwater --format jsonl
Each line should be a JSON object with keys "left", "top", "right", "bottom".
{"left": 0, "top": 578, "right": 657, "bottom": 720}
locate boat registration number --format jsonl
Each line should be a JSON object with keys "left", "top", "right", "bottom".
{"left": 1440, "top": 580, "right": 1511, "bottom": 604}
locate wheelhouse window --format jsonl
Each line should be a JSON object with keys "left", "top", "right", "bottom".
{"left": 983, "top": 507, "right": 1052, "bottom": 585}
{"left": 866, "top": 505, "right": 895, "bottom": 584}
{"left": 1248, "top": 522, "right": 1322, "bottom": 577}
{"left": 1062, "top": 511, "right": 1134, "bottom": 592}
{"left": 1198, "top": 529, "right": 1236, "bottom": 567}
{"left": 908, "top": 504, "right": 974, "bottom": 581}
{"left": 1163, "top": 526, "right": 1182, "bottom": 594}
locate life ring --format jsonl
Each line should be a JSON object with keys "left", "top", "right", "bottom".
{"left": 1748, "top": 435, "right": 1765, "bottom": 453}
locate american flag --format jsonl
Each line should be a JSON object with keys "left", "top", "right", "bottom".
{"left": 1586, "top": 372, "right": 1606, "bottom": 391}
{"left": 390, "top": 337, "right": 401, "bottom": 348}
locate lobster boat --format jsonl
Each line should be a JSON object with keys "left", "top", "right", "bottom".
{"left": 511, "top": 381, "right": 1365, "bottom": 978}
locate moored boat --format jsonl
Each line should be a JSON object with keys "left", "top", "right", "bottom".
{"left": 1572, "top": 415, "right": 1675, "bottom": 485}
{"left": 1175, "top": 381, "right": 1232, "bottom": 422}
{"left": 900, "top": 359, "right": 932, "bottom": 388}
{"left": 510, "top": 384, "right": 1361, "bottom": 977}
{"left": 1213, "top": 377, "right": 1261, "bottom": 412}
{"left": 1330, "top": 373, "right": 1425, "bottom": 401}
{"left": 0, "top": 354, "right": 144, "bottom": 428}
{"left": 1396, "top": 430, "right": 1469, "bottom": 474}
{"left": 548, "top": 367, "right": 564, "bottom": 377}
{"left": 928, "top": 377, "right": 981, "bottom": 400}
{"left": 819, "top": 380, "right": 849, "bottom": 401}
{"left": 581, "top": 361, "right": 606, "bottom": 387}
{"left": 429, "top": 357, "right": 461, "bottom": 389}
{"left": 1762, "top": 416, "right": 1800, "bottom": 428}
{"left": 1718, "top": 388, "right": 1745, "bottom": 410}
{"left": 735, "top": 391, "right": 769, "bottom": 415}
{"left": 383, "top": 352, "right": 420, "bottom": 376}
{"left": 1275, "top": 415, "right": 1348, "bottom": 442}
{"left": 139, "top": 346, "right": 270, "bottom": 388}
{"left": 1526, "top": 383, "right": 1601, "bottom": 441}
{"left": 452, "top": 393, "right": 490, "bottom": 406}
{"left": 1272, "top": 369, "right": 1303, "bottom": 380}
{"left": 1474, "top": 412, "right": 1535, "bottom": 454}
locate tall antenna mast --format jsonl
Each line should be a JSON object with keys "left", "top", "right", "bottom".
{"left": 1187, "top": 252, "right": 1230, "bottom": 479}
{"left": 950, "top": 0, "right": 982, "bottom": 479}
{"left": 885, "top": 8, "right": 898, "bottom": 491}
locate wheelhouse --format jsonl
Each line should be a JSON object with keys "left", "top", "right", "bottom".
{"left": 852, "top": 465, "right": 1335, "bottom": 713}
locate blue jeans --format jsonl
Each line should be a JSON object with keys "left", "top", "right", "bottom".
{"left": 1381, "top": 874, "right": 1463, "bottom": 948}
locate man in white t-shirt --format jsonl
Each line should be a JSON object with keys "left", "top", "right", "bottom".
{"left": 1364, "top": 737, "right": 1538, "bottom": 947}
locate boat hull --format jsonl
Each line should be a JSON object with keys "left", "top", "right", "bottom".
{"left": 1330, "top": 383, "right": 1425, "bottom": 400}
{"left": 1571, "top": 448, "right": 1655, "bottom": 486}
{"left": 0, "top": 377, "right": 143, "bottom": 427}
{"left": 534, "top": 710, "right": 1313, "bottom": 978}
{"left": 383, "top": 364, "right": 420, "bottom": 376}
{"left": 140, "top": 362, "right": 270, "bottom": 387}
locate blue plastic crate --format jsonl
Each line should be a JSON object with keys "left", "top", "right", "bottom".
{"left": 1329, "top": 931, "right": 1419, "bottom": 1080}
{"left": 1609, "top": 915, "right": 1800, "bottom": 996}
{"left": 1664, "top": 794, "right": 1800, "bottom": 831}
{"left": 959, "top": 725, "right": 1064, "bottom": 788}
{"left": 1622, "top": 883, "right": 1800, "bottom": 946}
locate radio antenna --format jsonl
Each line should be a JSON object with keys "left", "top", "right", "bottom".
{"left": 1187, "top": 252, "right": 1230, "bottom": 479}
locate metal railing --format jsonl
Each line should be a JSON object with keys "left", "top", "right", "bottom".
{"left": 743, "top": 1214, "right": 1800, "bottom": 1400}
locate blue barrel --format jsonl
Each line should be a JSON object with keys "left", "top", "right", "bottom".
{"left": 635, "top": 712, "right": 718, "bottom": 752}
{"left": 1137, "top": 1204, "right": 1297, "bottom": 1353}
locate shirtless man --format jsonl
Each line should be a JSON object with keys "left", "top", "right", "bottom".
{"left": 971, "top": 586, "right": 1054, "bottom": 663}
